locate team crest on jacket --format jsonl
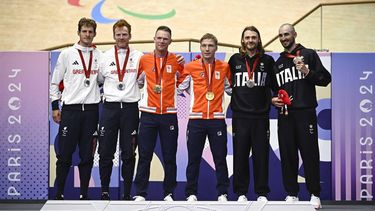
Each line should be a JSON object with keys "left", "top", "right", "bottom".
{"left": 215, "top": 71, "right": 220, "bottom": 79}
{"left": 166, "top": 65, "right": 172, "bottom": 73}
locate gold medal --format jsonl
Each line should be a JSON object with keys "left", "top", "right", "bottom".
{"left": 153, "top": 85, "right": 162, "bottom": 94}
{"left": 206, "top": 91, "right": 214, "bottom": 101}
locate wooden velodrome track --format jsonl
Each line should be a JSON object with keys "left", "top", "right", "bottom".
{"left": 0, "top": 0, "right": 374, "bottom": 52}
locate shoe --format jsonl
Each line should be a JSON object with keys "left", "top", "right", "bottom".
{"left": 133, "top": 195, "right": 146, "bottom": 201}
{"left": 310, "top": 194, "right": 322, "bottom": 209}
{"left": 218, "top": 194, "right": 228, "bottom": 202}
{"left": 164, "top": 193, "right": 174, "bottom": 201}
{"left": 122, "top": 194, "right": 132, "bottom": 200}
{"left": 186, "top": 195, "right": 197, "bottom": 202}
{"left": 257, "top": 196, "right": 268, "bottom": 202}
{"left": 79, "top": 195, "right": 88, "bottom": 200}
{"left": 55, "top": 194, "right": 64, "bottom": 200}
{"left": 237, "top": 195, "right": 248, "bottom": 202}
{"left": 101, "top": 192, "right": 110, "bottom": 200}
{"left": 285, "top": 195, "right": 299, "bottom": 203}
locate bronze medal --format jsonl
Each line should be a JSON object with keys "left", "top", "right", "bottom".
{"left": 246, "top": 79, "right": 255, "bottom": 88}
{"left": 245, "top": 55, "right": 260, "bottom": 89}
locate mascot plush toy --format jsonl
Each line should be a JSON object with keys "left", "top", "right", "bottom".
{"left": 278, "top": 89, "right": 292, "bottom": 115}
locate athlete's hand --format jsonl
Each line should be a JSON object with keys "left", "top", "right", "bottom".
{"left": 295, "top": 61, "right": 310, "bottom": 76}
{"left": 271, "top": 97, "right": 284, "bottom": 108}
{"left": 52, "top": 109, "right": 61, "bottom": 124}
{"left": 176, "top": 54, "right": 185, "bottom": 65}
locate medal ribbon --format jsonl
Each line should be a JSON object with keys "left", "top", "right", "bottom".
{"left": 202, "top": 59, "right": 216, "bottom": 92}
{"left": 284, "top": 50, "right": 301, "bottom": 59}
{"left": 114, "top": 45, "right": 130, "bottom": 82}
{"left": 153, "top": 51, "right": 169, "bottom": 86}
{"left": 245, "top": 55, "right": 260, "bottom": 80}
{"left": 77, "top": 49, "right": 93, "bottom": 79}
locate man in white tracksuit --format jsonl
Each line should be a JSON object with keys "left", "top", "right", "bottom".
{"left": 50, "top": 17, "right": 101, "bottom": 200}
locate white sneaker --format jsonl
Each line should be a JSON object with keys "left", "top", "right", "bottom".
{"left": 164, "top": 193, "right": 174, "bottom": 202}
{"left": 310, "top": 194, "right": 322, "bottom": 209}
{"left": 133, "top": 195, "right": 146, "bottom": 201}
{"left": 285, "top": 195, "right": 299, "bottom": 203}
{"left": 218, "top": 194, "right": 228, "bottom": 202}
{"left": 237, "top": 195, "right": 248, "bottom": 202}
{"left": 257, "top": 196, "right": 268, "bottom": 202}
{"left": 187, "top": 195, "right": 197, "bottom": 202}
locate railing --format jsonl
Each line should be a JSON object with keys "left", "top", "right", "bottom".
{"left": 42, "top": 38, "right": 240, "bottom": 52}
{"left": 264, "top": 1, "right": 375, "bottom": 52}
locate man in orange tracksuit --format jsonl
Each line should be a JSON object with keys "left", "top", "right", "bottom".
{"left": 178, "top": 33, "right": 231, "bottom": 202}
{"left": 133, "top": 26, "right": 184, "bottom": 201}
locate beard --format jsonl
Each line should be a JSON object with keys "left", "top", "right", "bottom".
{"left": 282, "top": 39, "right": 295, "bottom": 50}
{"left": 246, "top": 42, "right": 257, "bottom": 51}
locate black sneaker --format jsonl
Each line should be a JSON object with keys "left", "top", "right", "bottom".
{"left": 122, "top": 194, "right": 132, "bottom": 200}
{"left": 80, "top": 195, "right": 89, "bottom": 200}
{"left": 101, "top": 192, "right": 110, "bottom": 200}
{"left": 55, "top": 194, "right": 64, "bottom": 200}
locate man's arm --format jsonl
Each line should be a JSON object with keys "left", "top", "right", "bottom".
{"left": 50, "top": 51, "right": 67, "bottom": 123}
{"left": 301, "top": 51, "right": 331, "bottom": 86}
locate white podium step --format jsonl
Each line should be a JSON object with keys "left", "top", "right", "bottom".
{"left": 41, "top": 200, "right": 316, "bottom": 211}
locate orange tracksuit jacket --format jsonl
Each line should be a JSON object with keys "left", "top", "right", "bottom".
{"left": 137, "top": 52, "right": 183, "bottom": 114}
{"left": 178, "top": 59, "right": 231, "bottom": 119}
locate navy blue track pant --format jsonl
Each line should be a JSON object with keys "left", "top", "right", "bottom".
{"left": 55, "top": 104, "right": 99, "bottom": 197}
{"left": 185, "top": 119, "right": 229, "bottom": 197}
{"left": 98, "top": 102, "right": 139, "bottom": 197}
{"left": 134, "top": 112, "right": 178, "bottom": 198}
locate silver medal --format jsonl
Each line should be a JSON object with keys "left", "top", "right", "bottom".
{"left": 246, "top": 79, "right": 255, "bottom": 88}
{"left": 117, "top": 82, "right": 125, "bottom": 90}
{"left": 84, "top": 79, "right": 90, "bottom": 87}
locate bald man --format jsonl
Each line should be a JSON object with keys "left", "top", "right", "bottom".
{"left": 271, "top": 23, "right": 331, "bottom": 209}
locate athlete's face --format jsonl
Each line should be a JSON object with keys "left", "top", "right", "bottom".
{"left": 78, "top": 25, "right": 96, "bottom": 47}
{"left": 154, "top": 30, "right": 171, "bottom": 53}
{"left": 242, "top": 30, "right": 260, "bottom": 52}
{"left": 278, "top": 25, "right": 296, "bottom": 50}
{"left": 114, "top": 26, "right": 131, "bottom": 49}
{"left": 200, "top": 39, "right": 217, "bottom": 62}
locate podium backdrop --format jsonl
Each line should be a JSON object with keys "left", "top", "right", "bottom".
{"left": 0, "top": 52, "right": 374, "bottom": 201}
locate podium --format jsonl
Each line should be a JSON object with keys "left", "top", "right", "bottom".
{"left": 41, "top": 200, "right": 316, "bottom": 211}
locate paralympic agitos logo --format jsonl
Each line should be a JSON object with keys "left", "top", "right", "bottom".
{"left": 68, "top": 0, "right": 176, "bottom": 23}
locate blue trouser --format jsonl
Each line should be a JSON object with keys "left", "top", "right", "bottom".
{"left": 98, "top": 102, "right": 139, "bottom": 197}
{"left": 185, "top": 119, "right": 229, "bottom": 197}
{"left": 134, "top": 112, "right": 178, "bottom": 198}
{"left": 55, "top": 104, "right": 99, "bottom": 197}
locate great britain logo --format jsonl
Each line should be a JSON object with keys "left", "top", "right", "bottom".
{"left": 68, "top": 0, "right": 176, "bottom": 23}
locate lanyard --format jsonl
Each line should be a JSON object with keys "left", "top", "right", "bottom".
{"left": 153, "top": 51, "right": 168, "bottom": 85}
{"left": 245, "top": 55, "right": 260, "bottom": 80}
{"left": 202, "top": 59, "right": 216, "bottom": 92}
{"left": 114, "top": 45, "right": 130, "bottom": 82}
{"left": 77, "top": 49, "right": 93, "bottom": 79}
